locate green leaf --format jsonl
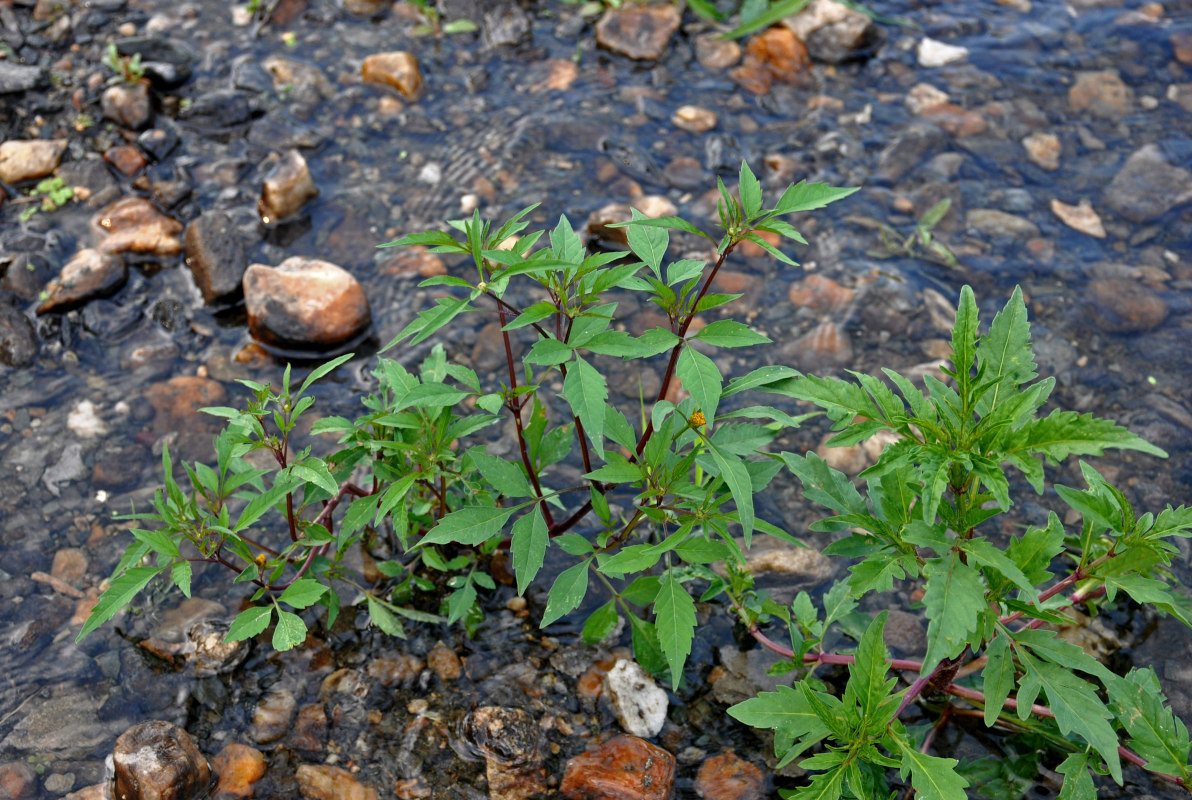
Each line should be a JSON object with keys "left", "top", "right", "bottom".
{"left": 582, "top": 600, "right": 619, "bottom": 645}
{"left": 960, "top": 538, "right": 1038, "bottom": 603}
{"left": 1017, "top": 651, "right": 1122, "bottom": 782}
{"left": 297, "top": 353, "right": 354, "bottom": 399}
{"left": 292, "top": 459, "right": 339, "bottom": 497}
{"left": 524, "top": 337, "right": 574, "bottom": 366}
{"left": 1013, "top": 628, "right": 1116, "bottom": 684}
{"left": 77, "top": 566, "right": 164, "bottom": 640}
{"left": 627, "top": 613, "right": 668, "bottom": 678}
{"left": 540, "top": 561, "right": 590, "bottom": 627}
{"left": 503, "top": 300, "right": 556, "bottom": 331}
{"left": 132, "top": 528, "right": 180, "bottom": 559}
{"left": 950, "top": 285, "right": 979, "bottom": 394}
{"left": 468, "top": 449, "right": 535, "bottom": 498}
{"left": 1007, "top": 513, "right": 1065, "bottom": 585}
{"left": 676, "top": 345, "right": 722, "bottom": 422}
{"left": 584, "top": 456, "right": 643, "bottom": 484}
{"left": 654, "top": 571, "right": 696, "bottom": 688}
{"left": 693, "top": 319, "right": 771, "bottom": 348}
{"left": 739, "top": 161, "right": 762, "bottom": 219}
{"left": 278, "top": 578, "right": 328, "bottom": 609}
{"left": 975, "top": 286, "right": 1035, "bottom": 416}
{"left": 625, "top": 210, "right": 669, "bottom": 274}
{"left": 1008, "top": 409, "right": 1167, "bottom": 462}
{"left": 611, "top": 214, "right": 710, "bottom": 241}
{"left": 272, "top": 610, "right": 307, "bottom": 651}
{"left": 845, "top": 612, "right": 897, "bottom": 726}
{"left": 419, "top": 506, "right": 516, "bottom": 547}
{"left": 704, "top": 441, "right": 755, "bottom": 544}
{"left": 891, "top": 734, "right": 969, "bottom": 800}
{"left": 563, "top": 355, "right": 608, "bottom": 454}
{"left": 982, "top": 634, "right": 1014, "bottom": 727}
{"left": 170, "top": 561, "right": 192, "bottom": 598}
{"left": 225, "top": 605, "right": 273, "bottom": 642}
{"left": 598, "top": 545, "right": 663, "bottom": 577}
{"left": 1110, "top": 669, "right": 1192, "bottom": 780}
{"left": 1056, "top": 753, "right": 1096, "bottom": 800}
{"left": 921, "top": 554, "right": 987, "bottom": 675}
{"left": 394, "top": 382, "right": 471, "bottom": 411}
{"left": 786, "top": 766, "right": 846, "bottom": 800}
{"left": 771, "top": 181, "right": 860, "bottom": 216}
{"left": 723, "top": 365, "right": 802, "bottom": 397}
{"left": 728, "top": 685, "right": 831, "bottom": 759}
{"left": 366, "top": 596, "right": 405, "bottom": 638}
{"left": 511, "top": 508, "right": 549, "bottom": 595}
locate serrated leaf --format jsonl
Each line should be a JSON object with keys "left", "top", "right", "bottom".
{"left": 982, "top": 634, "right": 1014, "bottom": 727}
{"left": 511, "top": 508, "right": 549, "bottom": 596}
{"left": 921, "top": 554, "right": 987, "bottom": 675}
{"left": 771, "top": 181, "right": 860, "bottom": 215}
{"left": 77, "top": 566, "right": 164, "bottom": 640}
{"left": 1008, "top": 409, "right": 1167, "bottom": 462}
{"left": 846, "top": 612, "right": 896, "bottom": 726}
{"left": 1056, "top": 753, "right": 1095, "bottom": 800}
{"left": 278, "top": 578, "right": 328, "bottom": 609}
{"left": 582, "top": 600, "right": 619, "bottom": 645}
{"left": 469, "top": 449, "right": 535, "bottom": 498}
{"left": 292, "top": 460, "right": 339, "bottom": 497}
{"left": 728, "top": 685, "right": 831, "bottom": 753}
{"left": 540, "top": 561, "right": 590, "bottom": 627}
{"left": 1007, "top": 513, "right": 1065, "bottom": 586}
{"left": 584, "top": 456, "right": 644, "bottom": 484}
{"left": 272, "top": 610, "right": 307, "bottom": 651}
{"left": 693, "top": 319, "right": 771, "bottom": 348}
{"left": 628, "top": 613, "right": 668, "bottom": 679}
{"left": 598, "top": 544, "right": 662, "bottom": 577}
{"left": 677, "top": 345, "right": 722, "bottom": 422}
{"left": 563, "top": 354, "right": 607, "bottom": 454}
{"left": 625, "top": 211, "right": 669, "bottom": 275}
{"left": 366, "top": 596, "right": 405, "bottom": 637}
{"left": 787, "top": 766, "right": 846, "bottom": 800}
{"left": 503, "top": 300, "right": 556, "bottom": 331}
{"left": 225, "top": 605, "right": 273, "bottom": 642}
{"left": 1110, "top": 669, "right": 1192, "bottom": 780}
{"left": 1013, "top": 628, "right": 1116, "bottom": 684}
{"left": 419, "top": 506, "right": 515, "bottom": 547}
{"left": 975, "top": 286, "right": 1035, "bottom": 416}
{"left": 892, "top": 735, "right": 969, "bottom": 800}
{"left": 171, "top": 561, "right": 192, "bottom": 598}
{"left": 704, "top": 440, "right": 754, "bottom": 544}
{"left": 960, "top": 538, "right": 1038, "bottom": 603}
{"left": 654, "top": 571, "right": 696, "bottom": 688}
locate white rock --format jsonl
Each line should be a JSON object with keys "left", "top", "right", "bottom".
{"left": 917, "top": 37, "right": 969, "bottom": 68}
{"left": 605, "top": 659, "right": 668, "bottom": 738}
{"left": 67, "top": 400, "right": 108, "bottom": 438}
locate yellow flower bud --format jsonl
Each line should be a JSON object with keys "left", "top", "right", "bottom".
{"left": 689, "top": 411, "right": 706, "bottom": 427}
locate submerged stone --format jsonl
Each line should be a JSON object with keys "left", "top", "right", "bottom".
{"left": 0, "top": 139, "right": 67, "bottom": 183}
{"left": 595, "top": 5, "right": 680, "bottom": 60}
{"left": 111, "top": 721, "right": 213, "bottom": 800}
{"left": 560, "top": 735, "right": 675, "bottom": 800}
{"left": 243, "top": 257, "right": 371, "bottom": 351}
{"left": 37, "top": 249, "right": 127, "bottom": 314}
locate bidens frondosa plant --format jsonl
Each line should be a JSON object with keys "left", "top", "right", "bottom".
{"left": 82, "top": 162, "right": 1192, "bottom": 797}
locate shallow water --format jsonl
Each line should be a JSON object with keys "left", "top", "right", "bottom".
{"left": 2, "top": 0, "right": 1192, "bottom": 797}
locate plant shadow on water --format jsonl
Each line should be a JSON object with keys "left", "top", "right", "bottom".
{"left": 2, "top": 0, "right": 1192, "bottom": 799}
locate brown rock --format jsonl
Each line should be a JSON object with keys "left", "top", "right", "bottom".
{"left": 102, "top": 83, "right": 152, "bottom": 129}
{"left": 530, "top": 59, "right": 578, "bottom": 92}
{"left": 93, "top": 196, "right": 184, "bottom": 256}
{"left": 745, "top": 27, "right": 811, "bottom": 83}
{"left": 145, "top": 376, "right": 227, "bottom": 431}
{"left": 817, "top": 429, "right": 900, "bottom": 475}
{"left": 51, "top": 547, "right": 88, "bottom": 586}
{"left": 672, "top": 105, "right": 717, "bottom": 133}
{"left": 0, "top": 139, "right": 68, "bottom": 183}
{"left": 586, "top": 202, "right": 633, "bottom": 248}
{"left": 1022, "top": 132, "right": 1061, "bottom": 171}
{"left": 694, "top": 35, "right": 741, "bottom": 70}
{"left": 785, "top": 0, "right": 877, "bottom": 63}
{"left": 1085, "top": 279, "right": 1169, "bottom": 333}
{"left": 104, "top": 145, "right": 148, "bottom": 177}
{"left": 695, "top": 752, "right": 764, "bottom": 800}
{"left": 1050, "top": 198, "right": 1105, "bottom": 238}
{"left": 631, "top": 195, "right": 677, "bottom": 219}
{"left": 36, "top": 249, "right": 128, "bottom": 314}
{"left": 426, "top": 641, "right": 462, "bottom": 682}
{"left": 290, "top": 704, "right": 328, "bottom": 754}
{"left": 594, "top": 5, "right": 681, "bottom": 61}
{"left": 1173, "top": 31, "right": 1192, "bottom": 65}
{"left": 294, "top": 766, "right": 377, "bottom": 800}
{"left": 1069, "top": 70, "right": 1133, "bottom": 118}
{"left": 1102, "top": 143, "right": 1192, "bottom": 224}
{"left": 343, "top": 0, "right": 388, "bottom": 14}
{"left": 210, "top": 744, "right": 266, "bottom": 800}
{"left": 746, "top": 545, "right": 832, "bottom": 582}
{"left": 258, "top": 150, "right": 318, "bottom": 223}
{"left": 62, "top": 784, "right": 108, "bottom": 800}
{"left": 921, "top": 102, "right": 987, "bottom": 136}
{"left": 262, "top": 56, "right": 335, "bottom": 100}
{"left": 185, "top": 212, "right": 248, "bottom": 303}
{"left": 786, "top": 321, "right": 852, "bottom": 368}
{"left": 250, "top": 689, "right": 297, "bottom": 745}
{"left": 243, "top": 257, "right": 371, "bottom": 350}
{"left": 560, "top": 735, "right": 675, "bottom": 800}
{"left": 112, "top": 721, "right": 213, "bottom": 800}
{"left": 965, "top": 209, "right": 1040, "bottom": 239}
{"left": 0, "top": 762, "right": 37, "bottom": 800}
{"left": 361, "top": 52, "right": 423, "bottom": 100}
{"left": 905, "top": 83, "right": 950, "bottom": 115}
{"left": 466, "top": 707, "right": 547, "bottom": 800}
{"left": 366, "top": 654, "right": 424, "bottom": 687}
{"left": 0, "top": 303, "right": 38, "bottom": 367}
{"left": 787, "top": 274, "right": 856, "bottom": 312}
{"left": 377, "top": 245, "right": 446, "bottom": 278}
{"left": 729, "top": 60, "right": 771, "bottom": 95}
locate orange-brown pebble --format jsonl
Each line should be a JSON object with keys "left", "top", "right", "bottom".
{"left": 426, "top": 641, "right": 462, "bottom": 682}
{"left": 211, "top": 744, "right": 267, "bottom": 799}
{"left": 560, "top": 735, "right": 675, "bottom": 800}
{"left": 695, "top": 752, "right": 765, "bottom": 800}
{"left": 576, "top": 666, "right": 606, "bottom": 700}
{"left": 788, "top": 274, "right": 856, "bottom": 312}
{"left": 745, "top": 27, "right": 810, "bottom": 82}
{"left": 378, "top": 244, "right": 446, "bottom": 277}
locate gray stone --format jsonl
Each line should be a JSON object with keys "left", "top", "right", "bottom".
{"left": 42, "top": 443, "right": 86, "bottom": 496}
{"left": 0, "top": 62, "right": 45, "bottom": 94}
{"left": 483, "top": 1, "right": 530, "bottom": 48}
{"left": 1, "top": 685, "right": 124, "bottom": 759}
{"left": 965, "top": 208, "right": 1040, "bottom": 239}
{"left": 184, "top": 212, "right": 247, "bottom": 303}
{"left": 0, "top": 302, "right": 37, "bottom": 367}
{"left": 1103, "top": 144, "right": 1192, "bottom": 224}
{"left": 101, "top": 83, "right": 152, "bottom": 130}
{"left": 875, "top": 123, "right": 945, "bottom": 183}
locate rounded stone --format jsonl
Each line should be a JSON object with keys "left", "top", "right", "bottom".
{"left": 243, "top": 257, "right": 371, "bottom": 351}
{"left": 1085, "top": 279, "right": 1169, "bottom": 334}
{"left": 745, "top": 27, "right": 810, "bottom": 82}
{"left": 0, "top": 139, "right": 68, "bottom": 183}
{"left": 210, "top": 744, "right": 266, "bottom": 799}
{"left": 36, "top": 249, "right": 128, "bottom": 315}
{"left": 0, "top": 303, "right": 38, "bottom": 367}
{"left": 258, "top": 150, "right": 317, "bottom": 223}
{"left": 361, "top": 52, "right": 423, "bottom": 100}
{"left": 111, "top": 721, "right": 213, "bottom": 800}
{"left": 605, "top": 659, "right": 668, "bottom": 739}
{"left": 1069, "top": 71, "right": 1133, "bottom": 118}
{"left": 560, "top": 735, "right": 675, "bottom": 800}
{"left": 694, "top": 752, "right": 764, "bottom": 800}
{"left": 594, "top": 5, "right": 681, "bottom": 61}
{"left": 101, "top": 83, "right": 152, "bottom": 130}
{"left": 92, "top": 196, "right": 184, "bottom": 256}
{"left": 0, "top": 762, "right": 37, "bottom": 800}
{"left": 293, "top": 765, "right": 377, "bottom": 800}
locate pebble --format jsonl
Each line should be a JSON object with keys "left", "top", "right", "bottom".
{"left": 560, "top": 735, "right": 675, "bottom": 800}
{"left": 426, "top": 641, "right": 462, "bottom": 681}
{"left": 594, "top": 5, "right": 681, "bottom": 61}
{"left": 66, "top": 399, "right": 108, "bottom": 437}
{"left": 1050, "top": 198, "right": 1106, "bottom": 238}
{"left": 0, "top": 139, "right": 67, "bottom": 183}
{"left": 1085, "top": 278, "right": 1169, "bottom": 333}
{"left": 44, "top": 773, "right": 74, "bottom": 795}
{"left": 365, "top": 654, "right": 424, "bottom": 687}
{"left": 36, "top": 249, "right": 128, "bottom": 315}
{"left": 92, "top": 196, "right": 184, "bottom": 256}
{"left": 101, "top": 83, "right": 152, "bottom": 129}
{"left": 694, "top": 35, "right": 741, "bottom": 70}
{"left": 243, "top": 257, "right": 371, "bottom": 350}
{"left": 104, "top": 145, "right": 148, "bottom": 177}
{"left": 1022, "top": 131, "right": 1061, "bottom": 171}
{"left": 917, "top": 37, "right": 969, "bottom": 67}
{"left": 530, "top": 58, "right": 578, "bottom": 92}
{"left": 210, "top": 744, "right": 266, "bottom": 800}
{"left": 466, "top": 707, "right": 547, "bottom": 800}
{"left": 50, "top": 547, "right": 88, "bottom": 586}
{"left": 745, "top": 27, "right": 811, "bottom": 83}
{"left": 605, "top": 659, "right": 668, "bottom": 738}
{"left": 672, "top": 105, "right": 717, "bottom": 133}
{"left": 883, "top": 609, "right": 927, "bottom": 655}
{"left": 262, "top": 55, "right": 335, "bottom": 101}
{"left": 745, "top": 544, "right": 833, "bottom": 583}
{"left": 63, "top": 786, "right": 106, "bottom": 800}
{"left": 294, "top": 765, "right": 378, "bottom": 800}
{"left": 1068, "top": 70, "right": 1134, "bottom": 118}
{"left": 786, "top": 0, "right": 876, "bottom": 63}
{"left": 0, "top": 762, "right": 36, "bottom": 800}
{"left": 378, "top": 245, "right": 446, "bottom": 278}
{"left": 694, "top": 752, "right": 764, "bottom": 800}
{"left": 920, "top": 102, "right": 987, "bottom": 137}
{"left": 290, "top": 704, "right": 327, "bottom": 754}
{"left": 631, "top": 195, "right": 677, "bottom": 219}
{"left": 258, "top": 149, "right": 318, "bottom": 223}
{"left": 112, "top": 721, "right": 213, "bottom": 800}
{"left": 250, "top": 689, "right": 297, "bottom": 744}
{"left": 361, "top": 52, "right": 423, "bottom": 100}
{"left": 817, "top": 428, "right": 900, "bottom": 475}
{"left": 905, "top": 83, "right": 950, "bottom": 115}
{"left": 1103, "top": 143, "right": 1192, "bottom": 224}
{"left": 0, "top": 62, "right": 46, "bottom": 95}
{"left": 782, "top": 321, "right": 853, "bottom": 369}
{"left": 0, "top": 303, "right": 38, "bottom": 368}
{"left": 586, "top": 202, "right": 633, "bottom": 248}
{"left": 787, "top": 274, "right": 856, "bottom": 312}
{"left": 185, "top": 211, "right": 249, "bottom": 303}
{"left": 965, "top": 208, "right": 1040, "bottom": 239}
{"left": 1173, "top": 30, "right": 1192, "bottom": 66}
